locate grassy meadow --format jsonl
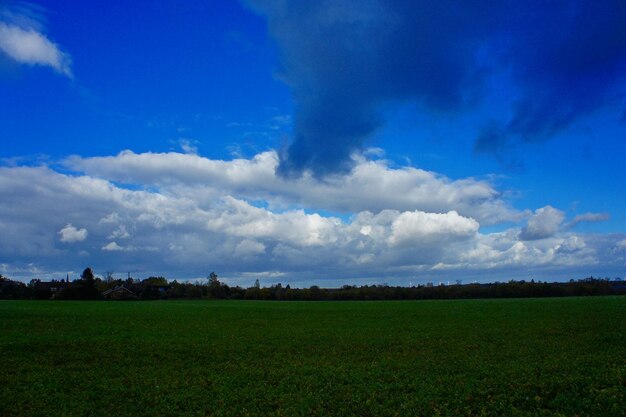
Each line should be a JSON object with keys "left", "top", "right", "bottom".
{"left": 0, "top": 297, "right": 624, "bottom": 416}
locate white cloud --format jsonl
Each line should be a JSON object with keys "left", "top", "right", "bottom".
{"left": 234, "top": 239, "right": 266, "bottom": 258}
{"left": 102, "top": 241, "right": 157, "bottom": 252}
{"left": 567, "top": 212, "right": 610, "bottom": 228}
{"left": 519, "top": 206, "right": 565, "bottom": 241}
{"left": 0, "top": 22, "right": 72, "bottom": 77}
{"left": 58, "top": 224, "right": 88, "bottom": 243}
{"left": 389, "top": 210, "right": 478, "bottom": 247}
{"left": 99, "top": 212, "right": 121, "bottom": 224}
{"left": 108, "top": 225, "right": 130, "bottom": 240}
{"left": 64, "top": 150, "right": 521, "bottom": 225}
{"left": 102, "top": 241, "right": 123, "bottom": 251}
{"left": 178, "top": 138, "right": 199, "bottom": 155}
{"left": 1, "top": 154, "right": 624, "bottom": 284}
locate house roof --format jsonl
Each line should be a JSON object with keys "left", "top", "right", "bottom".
{"left": 102, "top": 285, "right": 136, "bottom": 296}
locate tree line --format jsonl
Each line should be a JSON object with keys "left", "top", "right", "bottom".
{"left": 0, "top": 268, "right": 624, "bottom": 300}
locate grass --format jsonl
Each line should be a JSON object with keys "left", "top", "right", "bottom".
{"left": 0, "top": 297, "right": 624, "bottom": 416}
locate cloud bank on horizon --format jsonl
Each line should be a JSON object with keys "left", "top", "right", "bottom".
{"left": 0, "top": 150, "right": 623, "bottom": 285}
{"left": 246, "top": 0, "right": 626, "bottom": 176}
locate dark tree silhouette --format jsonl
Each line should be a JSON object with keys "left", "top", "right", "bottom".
{"left": 81, "top": 267, "right": 95, "bottom": 285}
{"left": 208, "top": 272, "right": 220, "bottom": 288}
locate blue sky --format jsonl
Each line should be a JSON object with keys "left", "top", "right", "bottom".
{"left": 2, "top": 0, "right": 291, "bottom": 159}
{"left": 1, "top": 1, "right": 625, "bottom": 285}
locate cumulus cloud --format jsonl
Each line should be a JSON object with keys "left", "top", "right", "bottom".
{"left": 234, "top": 239, "right": 266, "bottom": 258}
{"left": 64, "top": 150, "right": 520, "bottom": 225}
{"left": 388, "top": 211, "right": 478, "bottom": 247}
{"left": 101, "top": 241, "right": 156, "bottom": 252}
{"left": 519, "top": 206, "right": 565, "bottom": 241}
{"left": 58, "top": 224, "right": 88, "bottom": 243}
{"left": 245, "top": 0, "right": 626, "bottom": 176}
{"left": 1, "top": 154, "right": 624, "bottom": 284}
{"left": 102, "top": 241, "right": 123, "bottom": 251}
{"left": 0, "top": 4, "right": 73, "bottom": 77}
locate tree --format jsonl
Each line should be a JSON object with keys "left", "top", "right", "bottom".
{"left": 254, "top": 279, "right": 260, "bottom": 289}
{"left": 81, "top": 267, "right": 95, "bottom": 284}
{"left": 208, "top": 272, "right": 220, "bottom": 288}
{"left": 207, "top": 272, "right": 229, "bottom": 299}
{"left": 143, "top": 276, "right": 168, "bottom": 286}
{"left": 56, "top": 267, "right": 100, "bottom": 299}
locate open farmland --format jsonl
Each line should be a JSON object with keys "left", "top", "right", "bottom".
{"left": 1, "top": 297, "right": 624, "bottom": 416}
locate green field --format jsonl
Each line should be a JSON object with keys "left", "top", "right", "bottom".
{"left": 1, "top": 297, "right": 624, "bottom": 416}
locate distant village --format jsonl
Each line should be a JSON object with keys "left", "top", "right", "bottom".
{"left": 1, "top": 267, "right": 625, "bottom": 301}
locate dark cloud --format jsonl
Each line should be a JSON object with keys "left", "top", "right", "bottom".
{"left": 246, "top": 0, "right": 626, "bottom": 176}
{"left": 495, "top": 2, "right": 626, "bottom": 143}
